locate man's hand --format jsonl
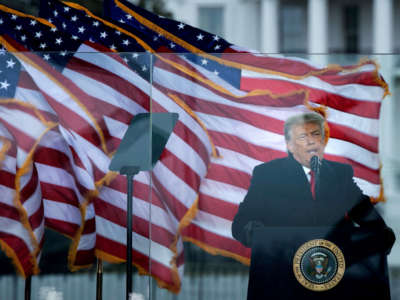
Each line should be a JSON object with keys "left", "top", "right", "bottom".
{"left": 384, "top": 227, "right": 396, "bottom": 255}
{"left": 243, "top": 221, "right": 264, "bottom": 247}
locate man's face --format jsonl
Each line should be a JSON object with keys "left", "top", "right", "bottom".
{"left": 286, "top": 122, "right": 325, "bottom": 168}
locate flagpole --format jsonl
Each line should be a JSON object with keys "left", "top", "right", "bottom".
{"left": 120, "top": 166, "right": 140, "bottom": 300}
{"left": 96, "top": 258, "right": 103, "bottom": 300}
{"left": 24, "top": 276, "right": 31, "bottom": 300}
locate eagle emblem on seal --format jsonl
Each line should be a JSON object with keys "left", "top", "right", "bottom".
{"left": 309, "top": 252, "right": 332, "bottom": 280}
{"left": 293, "top": 239, "right": 345, "bottom": 291}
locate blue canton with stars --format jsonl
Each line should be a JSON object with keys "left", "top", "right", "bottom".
{"left": 39, "top": 0, "right": 155, "bottom": 81}
{"left": 39, "top": 0, "right": 241, "bottom": 88}
{"left": 103, "top": 0, "right": 232, "bottom": 54}
{"left": 102, "top": 0, "right": 241, "bottom": 88}
{"left": 0, "top": 8, "right": 84, "bottom": 73}
{"left": 0, "top": 48, "right": 21, "bottom": 98}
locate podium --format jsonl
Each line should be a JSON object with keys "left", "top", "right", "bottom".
{"left": 248, "top": 226, "right": 390, "bottom": 300}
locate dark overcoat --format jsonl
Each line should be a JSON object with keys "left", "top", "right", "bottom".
{"left": 231, "top": 155, "right": 393, "bottom": 300}
{"left": 232, "top": 155, "right": 385, "bottom": 239}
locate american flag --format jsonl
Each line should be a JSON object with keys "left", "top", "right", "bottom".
{"left": 0, "top": 0, "right": 387, "bottom": 292}
{"left": 0, "top": 50, "right": 47, "bottom": 277}
{"left": 0, "top": 5, "right": 110, "bottom": 277}
{"left": 0, "top": 2, "right": 214, "bottom": 291}
{"left": 104, "top": 0, "right": 387, "bottom": 266}
{"left": 44, "top": 0, "right": 310, "bottom": 268}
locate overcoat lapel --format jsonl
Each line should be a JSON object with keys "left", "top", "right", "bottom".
{"left": 285, "top": 155, "right": 314, "bottom": 201}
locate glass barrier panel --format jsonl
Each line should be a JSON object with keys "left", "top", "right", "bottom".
{"left": 0, "top": 50, "right": 398, "bottom": 300}
{"left": 147, "top": 52, "right": 399, "bottom": 300}
{"left": 0, "top": 50, "right": 153, "bottom": 300}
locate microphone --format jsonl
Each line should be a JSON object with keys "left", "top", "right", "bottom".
{"left": 310, "top": 155, "right": 320, "bottom": 177}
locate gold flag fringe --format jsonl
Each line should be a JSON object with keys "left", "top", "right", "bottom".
{"left": 0, "top": 35, "right": 110, "bottom": 156}
{"left": 167, "top": 94, "right": 220, "bottom": 158}
{"left": 0, "top": 99, "right": 58, "bottom": 276}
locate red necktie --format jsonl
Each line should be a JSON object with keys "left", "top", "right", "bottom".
{"left": 310, "top": 170, "right": 316, "bottom": 199}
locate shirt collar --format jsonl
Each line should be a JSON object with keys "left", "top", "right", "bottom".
{"left": 302, "top": 165, "right": 311, "bottom": 175}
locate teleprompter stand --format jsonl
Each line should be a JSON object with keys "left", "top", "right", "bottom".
{"left": 109, "top": 112, "right": 178, "bottom": 300}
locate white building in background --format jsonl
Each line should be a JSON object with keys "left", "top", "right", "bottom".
{"left": 165, "top": 0, "right": 399, "bottom": 53}
{"left": 164, "top": 0, "right": 400, "bottom": 266}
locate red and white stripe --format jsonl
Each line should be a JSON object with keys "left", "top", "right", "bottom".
{"left": 152, "top": 53, "right": 386, "bottom": 263}
{"left": 66, "top": 46, "right": 212, "bottom": 287}
{"left": 0, "top": 53, "right": 102, "bottom": 276}
{"left": 0, "top": 103, "right": 47, "bottom": 276}
{"left": 8, "top": 33, "right": 213, "bottom": 290}
{"left": 0, "top": 129, "right": 38, "bottom": 277}
{"left": 17, "top": 65, "right": 98, "bottom": 268}
{"left": 241, "top": 63, "right": 383, "bottom": 195}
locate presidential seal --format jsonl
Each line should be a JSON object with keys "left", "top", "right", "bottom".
{"left": 293, "top": 239, "right": 345, "bottom": 292}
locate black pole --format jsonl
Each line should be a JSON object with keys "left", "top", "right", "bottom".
{"left": 24, "top": 276, "right": 31, "bottom": 300}
{"left": 126, "top": 173, "right": 133, "bottom": 300}
{"left": 120, "top": 166, "right": 140, "bottom": 300}
{"left": 96, "top": 258, "right": 103, "bottom": 300}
